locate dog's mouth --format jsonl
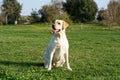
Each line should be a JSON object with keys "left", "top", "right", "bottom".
{"left": 52, "top": 29, "right": 60, "bottom": 34}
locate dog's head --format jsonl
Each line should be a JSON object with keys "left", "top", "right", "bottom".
{"left": 52, "top": 20, "right": 69, "bottom": 34}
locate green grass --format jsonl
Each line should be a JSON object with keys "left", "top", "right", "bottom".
{"left": 0, "top": 23, "right": 120, "bottom": 80}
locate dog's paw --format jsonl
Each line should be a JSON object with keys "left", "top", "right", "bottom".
{"left": 45, "top": 66, "right": 48, "bottom": 69}
{"left": 47, "top": 68, "right": 51, "bottom": 71}
{"left": 67, "top": 67, "right": 72, "bottom": 71}
{"left": 44, "top": 65, "right": 48, "bottom": 69}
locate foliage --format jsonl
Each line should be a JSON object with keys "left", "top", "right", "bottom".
{"left": 30, "top": 9, "right": 40, "bottom": 23}
{"left": 51, "top": 0, "right": 64, "bottom": 9}
{"left": 39, "top": 5, "right": 60, "bottom": 23}
{"left": 63, "top": 0, "right": 98, "bottom": 23}
{"left": 39, "top": 1, "right": 72, "bottom": 23}
{"left": 58, "top": 12, "right": 73, "bottom": 24}
{"left": 2, "top": 0, "right": 22, "bottom": 24}
{"left": 0, "top": 13, "right": 6, "bottom": 24}
{"left": 97, "top": 9, "right": 105, "bottom": 21}
{"left": 98, "top": 1, "right": 120, "bottom": 30}
{"left": 0, "top": 24, "right": 120, "bottom": 79}
{"left": 18, "top": 16, "right": 31, "bottom": 24}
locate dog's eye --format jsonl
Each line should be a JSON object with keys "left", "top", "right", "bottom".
{"left": 58, "top": 23, "right": 61, "bottom": 25}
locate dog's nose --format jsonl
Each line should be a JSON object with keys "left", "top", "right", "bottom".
{"left": 52, "top": 24, "right": 56, "bottom": 30}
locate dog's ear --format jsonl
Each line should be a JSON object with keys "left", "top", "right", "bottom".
{"left": 63, "top": 20, "right": 69, "bottom": 29}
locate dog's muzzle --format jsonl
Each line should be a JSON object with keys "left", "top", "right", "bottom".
{"left": 52, "top": 25, "right": 60, "bottom": 34}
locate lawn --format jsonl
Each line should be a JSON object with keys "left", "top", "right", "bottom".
{"left": 0, "top": 23, "right": 120, "bottom": 80}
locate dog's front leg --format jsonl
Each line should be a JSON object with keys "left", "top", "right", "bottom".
{"left": 65, "top": 51, "right": 72, "bottom": 71}
{"left": 47, "top": 48, "right": 55, "bottom": 71}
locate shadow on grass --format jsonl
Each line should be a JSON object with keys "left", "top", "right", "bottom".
{"left": 0, "top": 60, "right": 44, "bottom": 67}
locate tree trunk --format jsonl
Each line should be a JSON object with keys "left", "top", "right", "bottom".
{"left": 6, "top": 15, "right": 8, "bottom": 24}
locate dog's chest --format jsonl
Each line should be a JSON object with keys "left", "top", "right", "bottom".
{"left": 51, "top": 35, "right": 68, "bottom": 48}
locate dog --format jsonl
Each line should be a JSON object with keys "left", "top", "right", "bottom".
{"left": 43, "top": 20, "right": 72, "bottom": 71}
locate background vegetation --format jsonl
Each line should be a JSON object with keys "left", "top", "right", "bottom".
{"left": 0, "top": 0, "right": 120, "bottom": 27}
{"left": 1, "top": 0, "right": 22, "bottom": 24}
{"left": 64, "top": 0, "right": 98, "bottom": 22}
{"left": 97, "top": 1, "right": 120, "bottom": 29}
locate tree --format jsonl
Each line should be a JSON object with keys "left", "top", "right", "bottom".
{"left": 51, "top": 0, "right": 63, "bottom": 9}
{"left": 39, "top": 0, "right": 72, "bottom": 23}
{"left": 0, "top": 13, "right": 5, "bottom": 24}
{"left": 2, "top": 0, "right": 22, "bottom": 24}
{"left": 0, "top": 3, "right": 5, "bottom": 24}
{"left": 51, "top": 0, "right": 64, "bottom": 15}
{"left": 97, "top": 8, "right": 106, "bottom": 21}
{"left": 100, "top": 1, "right": 120, "bottom": 29}
{"left": 63, "top": 0, "right": 98, "bottom": 22}
{"left": 39, "top": 5, "right": 60, "bottom": 23}
{"left": 30, "top": 9, "right": 40, "bottom": 23}
{"left": 108, "top": 1, "right": 120, "bottom": 24}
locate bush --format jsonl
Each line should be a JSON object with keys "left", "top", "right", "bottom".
{"left": 58, "top": 12, "right": 72, "bottom": 24}
{"left": 39, "top": 5, "right": 60, "bottom": 23}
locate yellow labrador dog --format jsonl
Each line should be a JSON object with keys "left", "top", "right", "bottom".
{"left": 43, "top": 20, "right": 72, "bottom": 71}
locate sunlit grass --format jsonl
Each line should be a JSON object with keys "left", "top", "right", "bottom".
{"left": 0, "top": 24, "right": 120, "bottom": 80}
